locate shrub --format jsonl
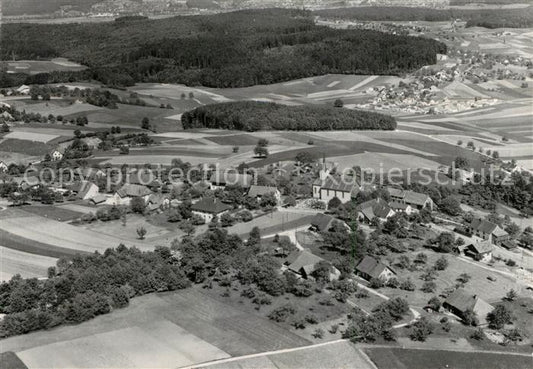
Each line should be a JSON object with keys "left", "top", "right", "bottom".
{"left": 400, "top": 278, "right": 415, "bottom": 291}
{"left": 268, "top": 304, "right": 296, "bottom": 322}
{"left": 409, "top": 317, "right": 434, "bottom": 342}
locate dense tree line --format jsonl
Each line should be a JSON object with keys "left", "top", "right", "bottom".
{"left": 0, "top": 9, "right": 446, "bottom": 88}
{"left": 315, "top": 6, "right": 533, "bottom": 28}
{"left": 181, "top": 101, "right": 396, "bottom": 131}
{"left": 0, "top": 245, "right": 190, "bottom": 337}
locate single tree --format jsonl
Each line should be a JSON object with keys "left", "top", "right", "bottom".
{"left": 136, "top": 226, "right": 147, "bottom": 240}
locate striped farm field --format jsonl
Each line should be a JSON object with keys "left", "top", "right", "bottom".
{"left": 3, "top": 131, "right": 60, "bottom": 143}
{"left": 0, "top": 211, "right": 153, "bottom": 254}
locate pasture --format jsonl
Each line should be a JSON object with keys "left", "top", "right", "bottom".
{"left": 0, "top": 246, "right": 57, "bottom": 282}
{"left": 0, "top": 138, "right": 51, "bottom": 156}
{"left": 3, "top": 131, "right": 59, "bottom": 143}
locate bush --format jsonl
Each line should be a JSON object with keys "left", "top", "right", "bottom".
{"left": 434, "top": 256, "right": 448, "bottom": 271}
{"left": 470, "top": 328, "right": 485, "bottom": 340}
{"left": 421, "top": 281, "right": 436, "bottom": 293}
{"left": 400, "top": 278, "right": 415, "bottom": 291}
{"left": 305, "top": 314, "right": 319, "bottom": 324}
{"left": 409, "top": 317, "right": 434, "bottom": 342}
{"left": 369, "top": 278, "right": 384, "bottom": 289}
{"left": 312, "top": 328, "right": 325, "bottom": 339}
{"left": 268, "top": 304, "right": 296, "bottom": 322}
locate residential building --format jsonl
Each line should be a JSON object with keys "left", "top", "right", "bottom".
{"left": 191, "top": 197, "right": 232, "bottom": 223}
{"left": 464, "top": 240, "right": 493, "bottom": 262}
{"left": 70, "top": 180, "right": 99, "bottom": 200}
{"left": 286, "top": 250, "right": 340, "bottom": 281}
{"left": 355, "top": 256, "right": 396, "bottom": 282}
{"left": 309, "top": 213, "right": 344, "bottom": 233}
{"left": 443, "top": 289, "right": 493, "bottom": 326}
{"left": 109, "top": 183, "right": 153, "bottom": 205}
{"left": 50, "top": 148, "right": 65, "bottom": 161}
{"left": 0, "top": 161, "right": 8, "bottom": 173}
{"left": 209, "top": 171, "right": 253, "bottom": 190}
{"left": 357, "top": 198, "right": 395, "bottom": 223}
{"left": 387, "top": 187, "right": 434, "bottom": 211}
{"left": 247, "top": 185, "right": 281, "bottom": 204}
{"left": 389, "top": 201, "right": 414, "bottom": 215}
{"left": 90, "top": 194, "right": 108, "bottom": 205}
{"left": 466, "top": 218, "right": 509, "bottom": 245}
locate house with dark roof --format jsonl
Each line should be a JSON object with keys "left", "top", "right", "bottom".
{"left": 286, "top": 250, "right": 340, "bottom": 280}
{"left": 357, "top": 198, "right": 395, "bottom": 223}
{"left": 466, "top": 218, "right": 509, "bottom": 245}
{"left": 109, "top": 183, "right": 153, "bottom": 205}
{"left": 312, "top": 175, "right": 359, "bottom": 204}
{"left": 443, "top": 289, "right": 493, "bottom": 326}
{"left": 209, "top": 171, "right": 253, "bottom": 190}
{"left": 464, "top": 240, "right": 493, "bottom": 262}
{"left": 387, "top": 187, "right": 434, "bottom": 211}
{"left": 247, "top": 185, "right": 281, "bottom": 204}
{"left": 309, "top": 213, "right": 338, "bottom": 233}
{"left": 355, "top": 256, "right": 396, "bottom": 282}
{"left": 191, "top": 197, "right": 232, "bottom": 223}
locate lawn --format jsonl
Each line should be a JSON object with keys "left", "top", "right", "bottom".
{"left": 0, "top": 352, "right": 28, "bottom": 369}
{"left": 364, "top": 347, "right": 533, "bottom": 369}
{"left": 225, "top": 211, "right": 315, "bottom": 237}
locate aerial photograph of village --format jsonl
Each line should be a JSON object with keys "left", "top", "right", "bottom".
{"left": 0, "top": 0, "right": 532, "bottom": 368}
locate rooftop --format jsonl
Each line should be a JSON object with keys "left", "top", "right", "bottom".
{"left": 191, "top": 197, "right": 232, "bottom": 214}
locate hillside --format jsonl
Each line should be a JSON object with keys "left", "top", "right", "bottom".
{"left": 0, "top": 9, "right": 446, "bottom": 88}
{"left": 2, "top": 0, "right": 102, "bottom": 16}
{"left": 181, "top": 101, "right": 397, "bottom": 131}
{"left": 315, "top": 6, "right": 533, "bottom": 28}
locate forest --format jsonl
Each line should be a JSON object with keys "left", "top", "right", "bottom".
{"left": 315, "top": 6, "right": 533, "bottom": 28}
{"left": 0, "top": 9, "right": 446, "bottom": 88}
{"left": 181, "top": 101, "right": 397, "bottom": 131}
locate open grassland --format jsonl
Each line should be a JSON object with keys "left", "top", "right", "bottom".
{"left": 0, "top": 246, "right": 57, "bottom": 282}
{"left": 364, "top": 347, "right": 533, "bottom": 369}
{"left": 0, "top": 289, "right": 310, "bottom": 369}
{"left": 20, "top": 205, "right": 85, "bottom": 221}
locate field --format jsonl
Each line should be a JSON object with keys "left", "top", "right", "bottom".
{"left": 2, "top": 58, "right": 86, "bottom": 74}
{"left": 20, "top": 205, "right": 85, "bottom": 221}
{"left": 202, "top": 340, "right": 376, "bottom": 369}
{"left": 0, "top": 138, "right": 51, "bottom": 156}
{"left": 0, "top": 246, "right": 57, "bottom": 282}
{"left": 0, "top": 208, "right": 153, "bottom": 254}
{"left": 364, "top": 347, "right": 533, "bottom": 369}
{"left": 0, "top": 288, "right": 310, "bottom": 369}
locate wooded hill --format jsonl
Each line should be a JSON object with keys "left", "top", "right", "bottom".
{"left": 1, "top": 9, "right": 446, "bottom": 88}
{"left": 181, "top": 101, "right": 397, "bottom": 131}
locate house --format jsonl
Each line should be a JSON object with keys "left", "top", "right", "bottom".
{"left": 0, "top": 161, "right": 8, "bottom": 173}
{"left": 357, "top": 198, "right": 395, "bottom": 223}
{"left": 466, "top": 218, "right": 509, "bottom": 245}
{"left": 312, "top": 175, "right": 359, "bottom": 204}
{"left": 247, "top": 185, "right": 281, "bottom": 204}
{"left": 50, "top": 148, "right": 65, "bottom": 161}
{"left": 111, "top": 183, "right": 153, "bottom": 205}
{"left": 464, "top": 240, "right": 493, "bottom": 262}
{"left": 70, "top": 180, "right": 99, "bottom": 200}
{"left": 90, "top": 194, "right": 107, "bottom": 205}
{"left": 191, "top": 197, "right": 232, "bottom": 223}
{"left": 209, "top": 171, "right": 253, "bottom": 190}
{"left": 355, "top": 256, "right": 396, "bottom": 282}
{"left": 389, "top": 201, "right": 414, "bottom": 215}
{"left": 387, "top": 187, "right": 434, "bottom": 211}
{"left": 501, "top": 240, "right": 517, "bottom": 250}
{"left": 309, "top": 213, "right": 339, "bottom": 232}
{"left": 286, "top": 250, "right": 340, "bottom": 281}
{"left": 443, "top": 289, "right": 493, "bottom": 326}
{"left": 81, "top": 137, "right": 102, "bottom": 150}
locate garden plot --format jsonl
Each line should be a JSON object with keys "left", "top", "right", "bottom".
{"left": 0, "top": 246, "right": 57, "bottom": 281}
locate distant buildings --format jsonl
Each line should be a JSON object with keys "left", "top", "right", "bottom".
{"left": 312, "top": 175, "right": 359, "bottom": 204}
{"left": 209, "top": 171, "right": 253, "bottom": 190}
{"left": 286, "top": 250, "right": 340, "bottom": 281}
{"left": 464, "top": 240, "right": 493, "bottom": 262}
{"left": 247, "top": 185, "right": 281, "bottom": 204}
